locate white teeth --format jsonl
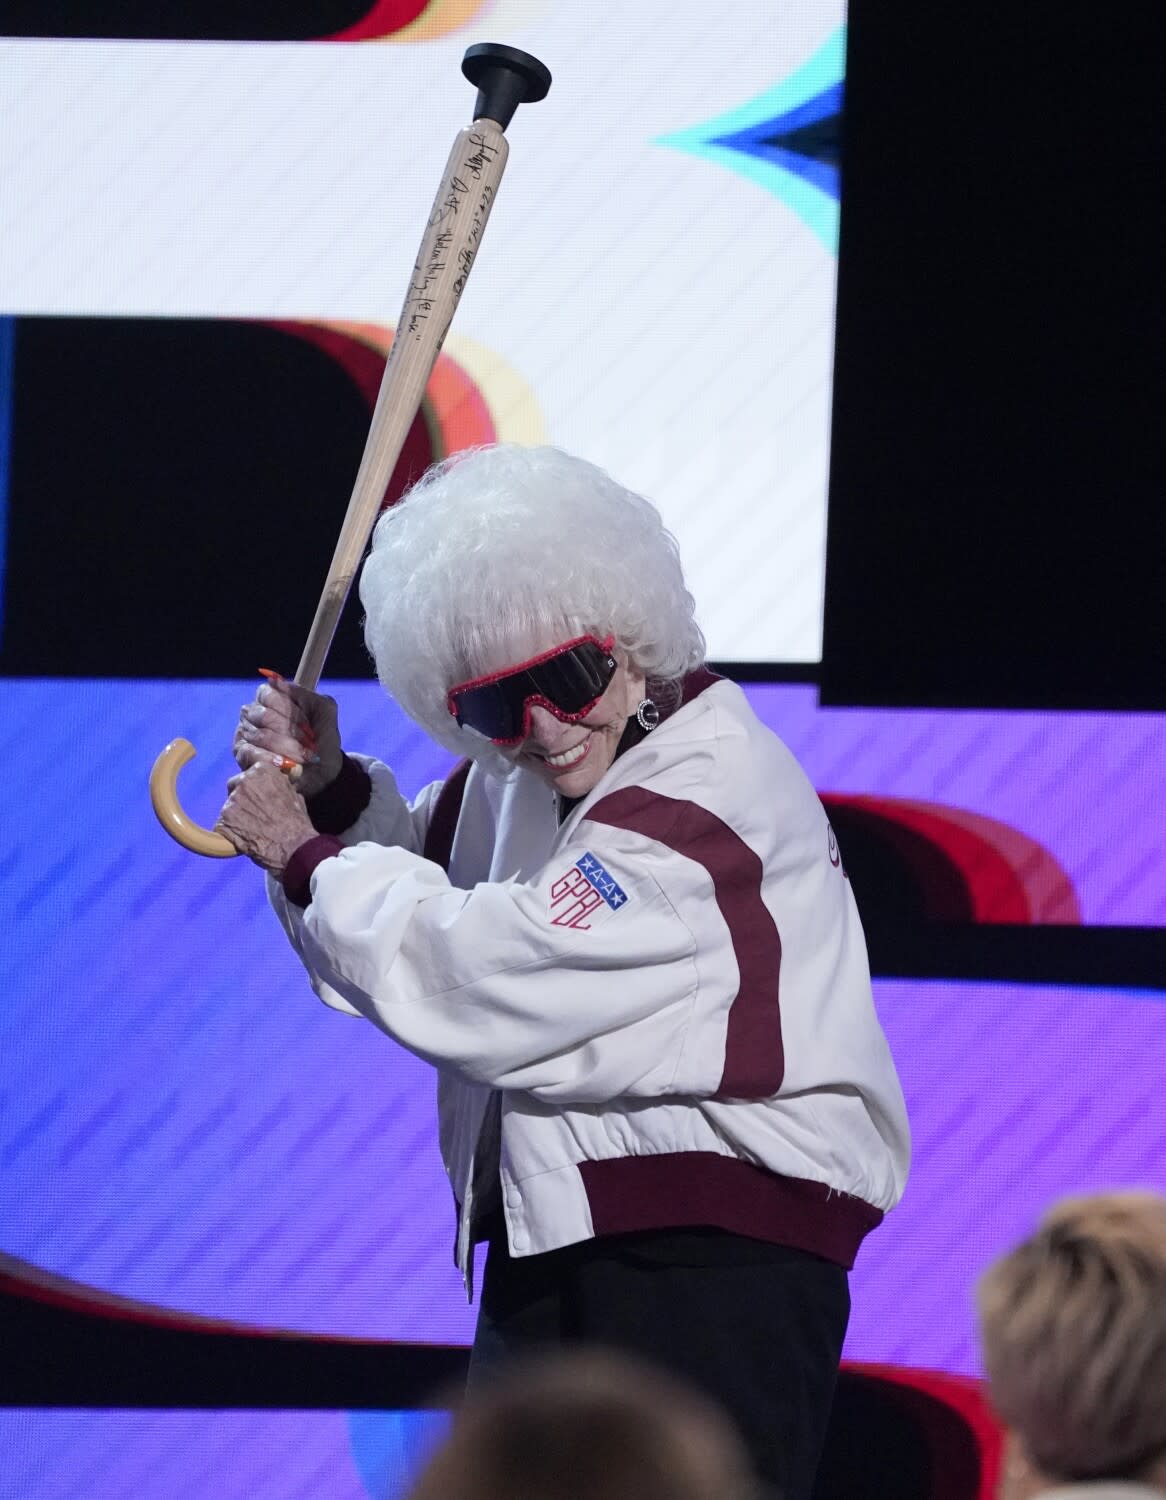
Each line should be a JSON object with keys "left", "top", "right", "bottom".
{"left": 545, "top": 740, "right": 588, "bottom": 768}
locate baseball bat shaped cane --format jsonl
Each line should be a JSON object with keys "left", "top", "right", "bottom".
{"left": 150, "top": 44, "right": 551, "bottom": 858}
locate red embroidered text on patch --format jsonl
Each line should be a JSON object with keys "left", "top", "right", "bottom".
{"left": 549, "top": 865, "right": 605, "bottom": 930}
{"left": 548, "top": 853, "right": 630, "bottom": 931}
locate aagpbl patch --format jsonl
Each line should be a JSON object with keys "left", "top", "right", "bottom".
{"left": 548, "top": 852, "right": 630, "bottom": 930}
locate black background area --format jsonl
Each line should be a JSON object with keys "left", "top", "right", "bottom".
{"left": 0, "top": 317, "right": 432, "bottom": 680}
{"left": 0, "top": 1, "right": 403, "bottom": 41}
{"left": 822, "top": 3, "right": 1163, "bottom": 711}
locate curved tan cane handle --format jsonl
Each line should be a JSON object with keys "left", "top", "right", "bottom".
{"left": 149, "top": 739, "right": 238, "bottom": 858}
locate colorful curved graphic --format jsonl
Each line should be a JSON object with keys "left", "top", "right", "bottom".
{"left": 0, "top": 314, "right": 549, "bottom": 678}
{"left": 0, "top": 1249, "right": 319, "bottom": 1338}
{"left": 841, "top": 1364, "right": 1003, "bottom": 1500}
{"left": 822, "top": 794, "right": 1083, "bottom": 924}
{"left": 0, "top": 0, "right": 498, "bottom": 42}
{"left": 0, "top": 6, "right": 848, "bottom": 664}
{"left": 328, "top": 0, "right": 492, "bottom": 42}
{"left": 658, "top": 28, "right": 845, "bottom": 250}
{"left": 283, "top": 320, "right": 547, "bottom": 456}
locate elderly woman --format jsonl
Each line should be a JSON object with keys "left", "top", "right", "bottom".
{"left": 979, "top": 1192, "right": 1166, "bottom": 1500}
{"left": 218, "top": 445, "right": 909, "bottom": 1500}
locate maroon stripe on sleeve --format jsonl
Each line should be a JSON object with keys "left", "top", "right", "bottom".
{"left": 585, "top": 786, "right": 783, "bottom": 1097}
{"left": 282, "top": 834, "right": 344, "bottom": 908}
{"left": 422, "top": 760, "right": 472, "bottom": 873}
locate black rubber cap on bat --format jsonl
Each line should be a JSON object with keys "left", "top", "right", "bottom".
{"left": 462, "top": 43, "right": 552, "bottom": 130}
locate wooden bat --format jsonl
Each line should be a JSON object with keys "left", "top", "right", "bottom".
{"left": 150, "top": 43, "right": 551, "bottom": 857}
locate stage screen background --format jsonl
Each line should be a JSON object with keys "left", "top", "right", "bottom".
{"left": 2, "top": 679, "right": 1164, "bottom": 1373}
{"left": 2, "top": 0, "right": 1165, "bottom": 1434}
{"left": 0, "top": 1408, "right": 448, "bottom": 1500}
{"left": 0, "top": 0, "right": 845, "bottom": 664}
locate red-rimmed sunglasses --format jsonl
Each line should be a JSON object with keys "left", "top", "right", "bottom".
{"left": 447, "top": 634, "right": 618, "bottom": 745}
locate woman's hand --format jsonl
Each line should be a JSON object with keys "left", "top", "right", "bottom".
{"left": 234, "top": 671, "right": 344, "bottom": 799}
{"left": 215, "top": 761, "right": 317, "bottom": 876}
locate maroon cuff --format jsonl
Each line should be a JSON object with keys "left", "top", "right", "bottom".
{"left": 306, "top": 754, "right": 373, "bottom": 835}
{"left": 282, "top": 834, "right": 344, "bottom": 908}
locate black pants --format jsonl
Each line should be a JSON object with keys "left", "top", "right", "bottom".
{"left": 467, "top": 1226, "right": 850, "bottom": 1500}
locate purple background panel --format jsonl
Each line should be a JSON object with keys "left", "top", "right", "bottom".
{"left": 0, "top": 679, "right": 468, "bottom": 1342}
{"left": 753, "top": 685, "right": 1166, "bottom": 927}
{"left": 0, "top": 1408, "right": 448, "bottom": 1500}
{"left": 847, "top": 980, "right": 1166, "bottom": 1374}
{"left": 1, "top": 679, "right": 1164, "bottom": 1361}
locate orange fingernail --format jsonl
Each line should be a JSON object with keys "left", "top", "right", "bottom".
{"left": 280, "top": 757, "right": 298, "bottom": 772}
{"left": 258, "top": 667, "right": 282, "bottom": 682}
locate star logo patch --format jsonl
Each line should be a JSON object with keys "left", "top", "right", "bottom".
{"left": 548, "top": 853, "right": 630, "bottom": 930}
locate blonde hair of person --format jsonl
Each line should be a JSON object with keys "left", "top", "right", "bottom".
{"left": 978, "top": 1191, "right": 1166, "bottom": 1493}
{"left": 405, "top": 1349, "right": 760, "bottom": 1500}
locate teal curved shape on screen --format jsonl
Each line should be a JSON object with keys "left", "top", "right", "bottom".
{"left": 0, "top": 1408, "right": 448, "bottom": 1499}
{"left": 347, "top": 1410, "right": 450, "bottom": 1498}
{"left": 656, "top": 28, "right": 846, "bottom": 251}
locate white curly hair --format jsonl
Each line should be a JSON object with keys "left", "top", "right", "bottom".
{"left": 359, "top": 445, "right": 706, "bottom": 765}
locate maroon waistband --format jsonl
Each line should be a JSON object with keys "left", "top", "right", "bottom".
{"left": 577, "top": 1152, "right": 883, "bottom": 1270}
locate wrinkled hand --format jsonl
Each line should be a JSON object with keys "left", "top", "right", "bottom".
{"left": 234, "top": 672, "right": 344, "bottom": 800}
{"left": 215, "top": 761, "right": 317, "bottom": 876}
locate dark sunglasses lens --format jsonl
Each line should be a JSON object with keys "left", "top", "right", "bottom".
{"left": 452, "top": 681, "right": 524, "bottom": 740}
{"left": 524, "top": 642, "right": 614, "bottom": 709}
{"left": 453, "top": 642, "right": 616, "bottom": 741}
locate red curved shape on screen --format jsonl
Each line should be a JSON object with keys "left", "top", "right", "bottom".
{"left": 269, "top": 320, "right": 433, "bottom": 506}
{"left": 821, "top": 794, "right": 1082, "bottom": 924}
{"left": 842, "top": 1362, "right": 1004, "bottom": 1500}
{"left": 1, "top": 1251, "right": 280, "bottom": 1336}
{"left": 276, "top": 320, "right": 390, "bottom": 409}
{"left": 0, "top": 1251, "right": 406, "bottom": 1344}
{"left": 325, "top": 0, "right": 444, "bottom": 41}
{"left": 268, "top": 320, "right": 497, "bottom": 510}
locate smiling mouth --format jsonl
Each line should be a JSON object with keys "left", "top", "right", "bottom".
{"left": 542, "top": 738, "right": 591, "bottom": 770}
